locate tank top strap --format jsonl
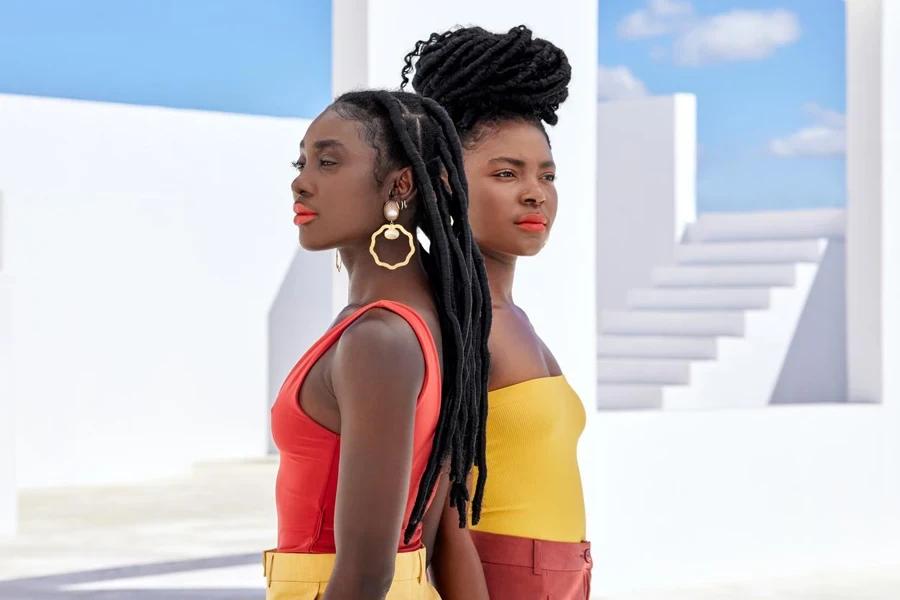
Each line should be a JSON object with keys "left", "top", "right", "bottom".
{"left": 289, "top": 300, "right": 441, "bottom": 396}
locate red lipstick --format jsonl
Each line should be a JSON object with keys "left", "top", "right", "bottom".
{"left": 515, "top": 213, "right": 547, "bottom": 233}
{"left": 293, "top": 203, "right": 318, "bottom": 226}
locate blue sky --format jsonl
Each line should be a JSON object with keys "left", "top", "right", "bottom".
{"left": 1, "top": 0, "right": 844, "bottom": 213}
{"left": 599, "top": 0, "right": 846, "bottom": 212}
{"left": 0, "top": 0, "right": 331, "bottom": 117}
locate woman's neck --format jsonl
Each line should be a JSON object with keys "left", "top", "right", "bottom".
{"left": 341, "top": 242, "right": 432, "bottom": 307}
{"left": 481, "top": 248, "right": 516, "bottom": 307}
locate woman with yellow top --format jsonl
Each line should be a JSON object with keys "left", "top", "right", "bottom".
{"left": 402, "top": 26, "right": 591, "bottom": 599}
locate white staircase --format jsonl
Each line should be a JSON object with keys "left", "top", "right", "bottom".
{"left": 597, "top": 209, "right": 846, "bottom": 410}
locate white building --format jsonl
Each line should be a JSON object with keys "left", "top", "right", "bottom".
{"left": 1, "top": 0, "right": 898, "bottom": 595}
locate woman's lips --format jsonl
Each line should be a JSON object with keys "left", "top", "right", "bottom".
{"left": 293, "top": 204, "right": 318, "bottom": 226}
{"left": 515, "top": 214, "right": 547, "bottom": 233}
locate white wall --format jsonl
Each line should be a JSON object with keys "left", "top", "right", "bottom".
{"left": 332, "top": 0, "right": 599, "bottom": 408}
{"left": 582, "top": 404, "right": 900, "bottom": 594}
{"left": 0, "top": 267, "right": 15, "bottom": 534}
{"left": 881, "top": 0, "right": 900, "bottom": 500}
{"left": 580, "top": 0, "right": 900, "bottom": 594}
{"left": 771, "top": 241, "right": 847, "bottom": 404}
{"left": 596, "top": 95, "right": 696, "bottom": 316}
{"left": 0, "top": 94, "right": 314, "bottom": 487}
{"left": 846, "top": 0, "right": 883, "bottom": 403}
{"left": 267, "top": 249, "right": 334, "bottom": 453}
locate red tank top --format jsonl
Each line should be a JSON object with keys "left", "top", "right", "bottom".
{"left": 271, "top": 300, "right": 442, "bottom": 554}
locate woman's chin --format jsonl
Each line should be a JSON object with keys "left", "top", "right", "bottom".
{"left": 514, "top": 238, "right": 548, "bottom": 257}
{"left": 297, "top": 232, "right": 333, "bottom": 252}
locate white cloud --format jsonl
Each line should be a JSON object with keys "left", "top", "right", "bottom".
{"left": 597, "top": 65, "right": 649, "bottom": 101}
{"left": 617, "top": 2, "right": 801, "bottom": 66}
{"left": 618, "top": 0, "right": 693, "bottom": 39}
{"left": 652, "top": 0, "right": 693, "bottom": 16}
{"left": 802, "top": 103, "right": 845, "bottom": 130}
{"left": 770, "top": 126, "right": 845, "bottom": 157}
{"left": 673, "top": 9, "right": 801, "bottom": 66}
{"left": 770, "top": 104, "right": 845, "bottom": 158}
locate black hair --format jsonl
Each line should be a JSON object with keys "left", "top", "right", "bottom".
{"left": 331, "top": 90, "right": 492, "bottom": 540}
{"left": 400, "top": 25, "right": 571, "bottom": 147}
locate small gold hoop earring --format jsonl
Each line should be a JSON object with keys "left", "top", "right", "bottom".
{"left": 370, "top": 198, "right": 416, "bottom": 270}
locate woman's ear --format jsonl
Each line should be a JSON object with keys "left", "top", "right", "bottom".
{"left": 389, "top": 167, "right": 416, "bottom": 204}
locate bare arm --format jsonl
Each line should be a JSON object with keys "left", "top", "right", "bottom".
{"left": 322, "top": 310, "right": 425, "bottom": 600}
{"left": 420, "top": 470, "right": 450, "bottom": 566}
{"left": 429, "top": 475, "right": 490, "bottom": 600}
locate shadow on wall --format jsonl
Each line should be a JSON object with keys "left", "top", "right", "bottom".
{"left": 771, "top": 241, "right": 847, "bottom": 404}
{"left": 267, "top": 247, "right": 333, "bottom": 454}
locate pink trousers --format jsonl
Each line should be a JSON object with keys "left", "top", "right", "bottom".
{"left": 470, "top": 530, "right": 592, "bottom": 599}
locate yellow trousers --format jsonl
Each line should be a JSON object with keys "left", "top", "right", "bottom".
{"left": 262, "top": 547, "right": 441, "bottom": 599}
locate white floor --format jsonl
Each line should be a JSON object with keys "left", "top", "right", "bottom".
{"left": 1, "top": 459, "right": 898, "bottom": 599}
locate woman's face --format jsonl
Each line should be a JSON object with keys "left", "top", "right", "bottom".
{"left": 290, "top": 108, "right": 388, "bottom": 251}
{"left": 463, "top": 121, "right": 558, "bottom": 259}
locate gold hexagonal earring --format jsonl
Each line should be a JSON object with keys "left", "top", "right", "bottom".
{"left": 370, "top": 195, "right": 415, "bottom": 270}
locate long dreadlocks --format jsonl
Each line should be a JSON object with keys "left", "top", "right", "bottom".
{"left": 331, "top": 90, "right": 492, "bottom": 542}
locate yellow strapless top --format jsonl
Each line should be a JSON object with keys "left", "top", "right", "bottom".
{"left": 471, "top": 375, "right": 587, "bottom": 542}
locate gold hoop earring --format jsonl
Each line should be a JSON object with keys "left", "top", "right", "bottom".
{"left": 370, "top": 198, "right": 415, "bottom": 270}
{"left": 335, "top": 250, "right": 342, "bottom": 272}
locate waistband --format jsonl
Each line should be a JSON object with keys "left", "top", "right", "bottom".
{"left": 262, "top": 547, "right": 428, "bottom": 587}
{"left": 470, "top": 530, "right": 592, "bottom": 574}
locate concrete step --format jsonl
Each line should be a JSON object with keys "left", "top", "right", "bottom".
{"left": 600, "top": 310, "right": 745, "bottom": 337}
{"left": 596, "top": 384, "right": 663, "bottom": 410}
{"left": 628, "top": 287, "right": 771, "bottom": 310}
{"left": 597, "top": 335, "right": 718, "bottom": 359}
{"left": 675, "top": 239, "right": 827, "bottom": 264}
{"left": 597, "top": 358, "right": 691, "bottom": 385}
{"left": 686, "top": 209, "right": 845, "bottom": 242}
{"left": 652, "top": 264, "right": 796, "bottom": 288}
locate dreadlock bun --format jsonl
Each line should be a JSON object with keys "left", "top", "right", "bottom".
{"left": 401, "top": 25, "right": 571, "bottom": 139}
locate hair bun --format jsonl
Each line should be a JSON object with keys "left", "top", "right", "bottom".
{"left": 401, "top": 25, "right": 571, "bottom": 132}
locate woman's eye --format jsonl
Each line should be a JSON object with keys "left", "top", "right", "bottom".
{"left": 496, "top": 170, "right": 515, "bottom": 178}
{"left": 291, "top": 160, "right": 305, "bottom": 172}
{"left": 543, "top": 173, "right": 556, "bottom": 182}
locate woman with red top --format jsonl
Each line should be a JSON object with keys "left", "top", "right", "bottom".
{"left": 265, "top": 90, "right": 492, "bottom": 599}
